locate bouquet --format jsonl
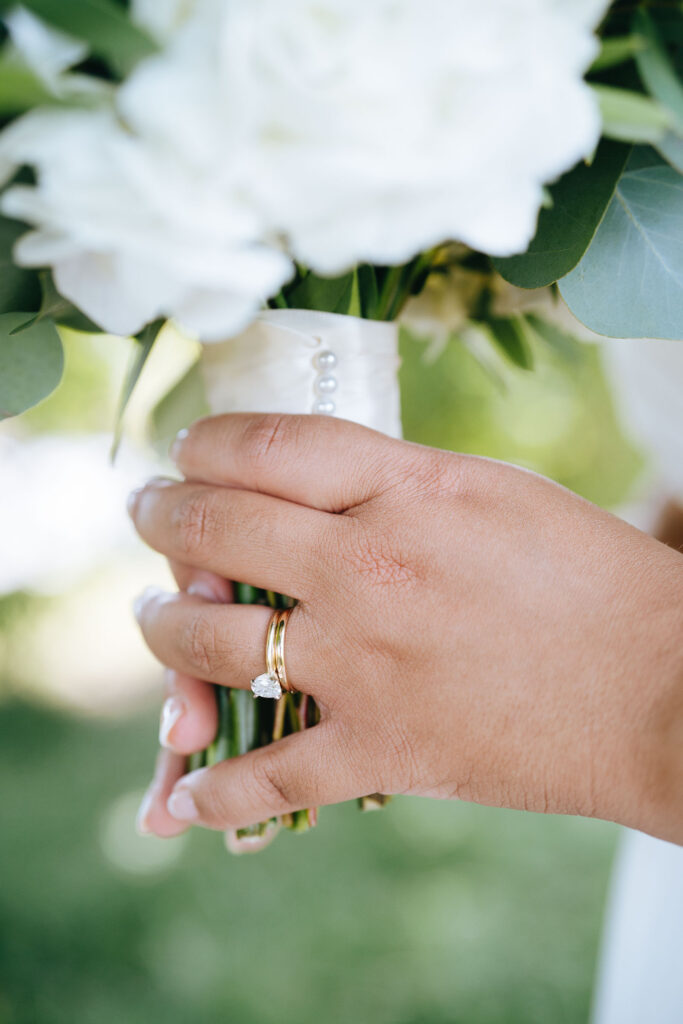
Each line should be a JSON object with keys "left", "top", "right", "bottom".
{"left": 1, "top": 0, "right": 682, "bottom": 850}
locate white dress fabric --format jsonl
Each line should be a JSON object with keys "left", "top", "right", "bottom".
{"left": 593, "top": 338, "right": 683, "bottom": 1024}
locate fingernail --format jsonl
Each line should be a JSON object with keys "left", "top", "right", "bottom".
{"left": 159, "top": 696, "right": 186, "bottom": 748}
{"left": 136, "top": 787, "right": 154, "bottom": 835}
{"left": 127, "top": 487, "right": 144, "bottom": 518}
{"left": 167, "top": 786, "right": 199, "bottom": 823}
{"left": 133, "top": 585, "right": 166, "bottom": 623}
{"left": 187, "top": 579, "right": 223, "bottom": 603}
{"left": 170, "top": 429, "right": 189, "bottom": 464}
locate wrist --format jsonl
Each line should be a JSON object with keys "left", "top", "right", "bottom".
{"left": 620, "top": 551, "right": 683, "bottom": 842}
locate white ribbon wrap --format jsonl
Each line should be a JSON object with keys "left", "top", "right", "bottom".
{"left": 200, "top": 309, "right": 403, "bottom": 440}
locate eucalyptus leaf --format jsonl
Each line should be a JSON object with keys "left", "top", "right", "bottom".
{"left": 593, "top": 84, "right": 671, "bottom": 143}
{"left": 0, "top": 0, "right": 157, "bottom": 77}
{"left": 559, "top": 149, "right": 683, "bottom": 339}
{"left": 0, "top": 311, "right": 63, "bottom": 418}
{"left": 9, "top": 271, "right": 99, "bottom": 334}
{"left": 0, "top": 217, "right": 41, "bottom": 313}
{"left": 494, "top": 141, "right": 630, "bottom": 289}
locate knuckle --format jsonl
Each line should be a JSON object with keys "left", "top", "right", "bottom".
{"left": 173, "top": 490, "right": 221, "bottom": 557}
{"left": 242, "top": 414, "right": 300, "bottom": 478}
{"left": 181, "top": 612, "right": 219, "bottom": 675}
{"left": 250, "top": 751, "right": 292, "bottom": 810}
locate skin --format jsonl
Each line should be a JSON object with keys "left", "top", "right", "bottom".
{"left": 128, "top": 413, "right": 683, "bottom": 845}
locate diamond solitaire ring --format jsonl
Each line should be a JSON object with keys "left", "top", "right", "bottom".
{"left": 251, "top": 607, "right": 296, "bottom": 700}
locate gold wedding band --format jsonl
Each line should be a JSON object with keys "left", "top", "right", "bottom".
{"left": 251, "top": 607, "right": 297, "bottom": 699}
{"left": 273, "top": 608, "right": 295, "bottom": 695}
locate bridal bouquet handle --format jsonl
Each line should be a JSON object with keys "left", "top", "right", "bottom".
{"left": 184, "top": 309, "right": 404, "bottom": 847}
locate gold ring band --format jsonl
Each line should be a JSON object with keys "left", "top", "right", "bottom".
{"left": 273, "top": 608, "right": 295, "bottom": 694}
{"left": 252, "top": 607, "right": 297, "bottom": 700}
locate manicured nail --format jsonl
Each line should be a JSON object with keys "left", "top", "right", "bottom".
{"left": 170, "top": 428, "right": 189, "bottom": 464}
{"left": 159, "top": 696, "right": 186, "bottom": 748}
{"left": 187, "top": 579, "right": 222, "bottom": 603}
{"left": 133, "top": 585, "right": 166, "bottom": 623}
{"left": 127, "top": 486, "right": 144, "bottom": 517}
{"left": 167, "top": 786, "right": 199, "bottom": 823}
{"left": 136, "top": 787, "right": 154, "bottom": 835}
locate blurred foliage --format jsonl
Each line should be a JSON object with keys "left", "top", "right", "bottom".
{"left": 0, "top": 323, "right": 644, "bottom": 1024}
{"left": 400, "top": 330, "right": 642, "bottom": 509}
{"left": 0, "top": 701, "right": 616, "bottom": 1024}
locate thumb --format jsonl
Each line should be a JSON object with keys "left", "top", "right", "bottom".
{"left": 164, "top": 723, "right": 364, "bottom": 831}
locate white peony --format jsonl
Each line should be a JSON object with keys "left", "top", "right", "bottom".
{"left": 209, "top": 0, "right": 608, "bottom": 271}
{"left": 0, "top": 0, "right": 608, "bottom": 340}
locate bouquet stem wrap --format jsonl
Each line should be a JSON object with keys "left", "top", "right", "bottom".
{"left": 193, "top": 310, "right": 402, "bottom": 846}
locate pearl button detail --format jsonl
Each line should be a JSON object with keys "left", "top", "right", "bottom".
{"left": 311, "top": 348, "right": 339, "bottom": 415}
{"left": 313, "top": 400, "right": 336, "bottom": 415}
{"left": 315, "top": 375, "right": 338, "bottom": 396}
{"left": 315, "top": 350, "right": 338, "bottom": 371}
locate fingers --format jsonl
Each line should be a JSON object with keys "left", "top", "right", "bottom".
{"left": 168, "top": 561, "right": 232, "bottom": 602}
{"left": 158, "top": 670, "right": 218, "bottom": 754}
{"left": 135, "top": 587, "right": 319, "bottom": 698}
{"left": 164, "top": 723, "right": 364, "bottom": 830}
{"left": 128, "top": 478, "right": 334, "bottom": 598}
{"left": 171, "top": 413, "right": 404, "bottom": 513}
{"left": 136, "top": 748, "right": 190, "bottom": 839}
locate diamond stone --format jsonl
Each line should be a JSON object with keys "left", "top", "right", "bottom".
{"left": 251, "top": 672, "right": 282, "bottom": 700}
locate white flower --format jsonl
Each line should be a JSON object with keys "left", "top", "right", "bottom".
{"left": 4, "top": 5, "right": 87, "bottom": 87}
{"left": 130, "top": 0, "right": 202, "bottom": 43}
{"left": 218, "top": 0, "right": 607, "bottom": 270}
{"left": 0, "top": 104, "right": 291, "bottom": 338}
{"left": 0, "top": 0, "right": 608, "bottom": 340}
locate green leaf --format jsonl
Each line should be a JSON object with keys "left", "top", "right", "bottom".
{"left": 282, "top": 269, "right": 354, "bottom": 314}
{"left": 347, "top": 267, "right": 362, "bottom": 317}
{"left": 0, "top": 311, "right": 63, "bottom": 418}
{"left": 525, "top": 314, "right": 581, "bottom": 362}
{"left": 357, "top": 265, "right": 379, "bottom": 318}
{"left": 633, "top": 9, "right": 683, "bottom": 130}
{"left": 487, "top": 317, "right": 533, "bottom": 370}
{"left": 150, "top": 359, "right": 209, "bottom": 444}
{"left": 110, "top": 318, "right": 164, "bottom": 458}
{"left": 593, "top": 84, "right": 671, "bottom": 143}
{"left": 0, "top": 51, "right": 55, "bottom": 116}
{"left": 494, "top": 141, "right": 631, "bottom": 289}
{"left": 9, "top": 271, "right": 100, "bottom": 334}
{"left": 559, "top": 148, "right": 683, "bottom": 339}
{"left": 658, "top": 131, "right": 683, "bottom": 172}
{"left": 590, "top": 34, "right": 646, "bottom": 73}
{"left": 0, "top": 0, "right": 157, "bottom": 77}
{"left": 0, "top": 217, "right": 41, "bottom": 313}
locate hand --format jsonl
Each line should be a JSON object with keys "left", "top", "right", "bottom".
{"left": 129, "top": 414, "right": 683, "bottom": 843}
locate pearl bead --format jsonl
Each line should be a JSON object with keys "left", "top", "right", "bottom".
{"left": 313, "top": 400, "right": 336, "bottom": 416}
{"left": 315, "top": 350, "right": 338, "bottom": 371}
{"left": 315, "top": 375, "right": 338, "bottom": 396}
